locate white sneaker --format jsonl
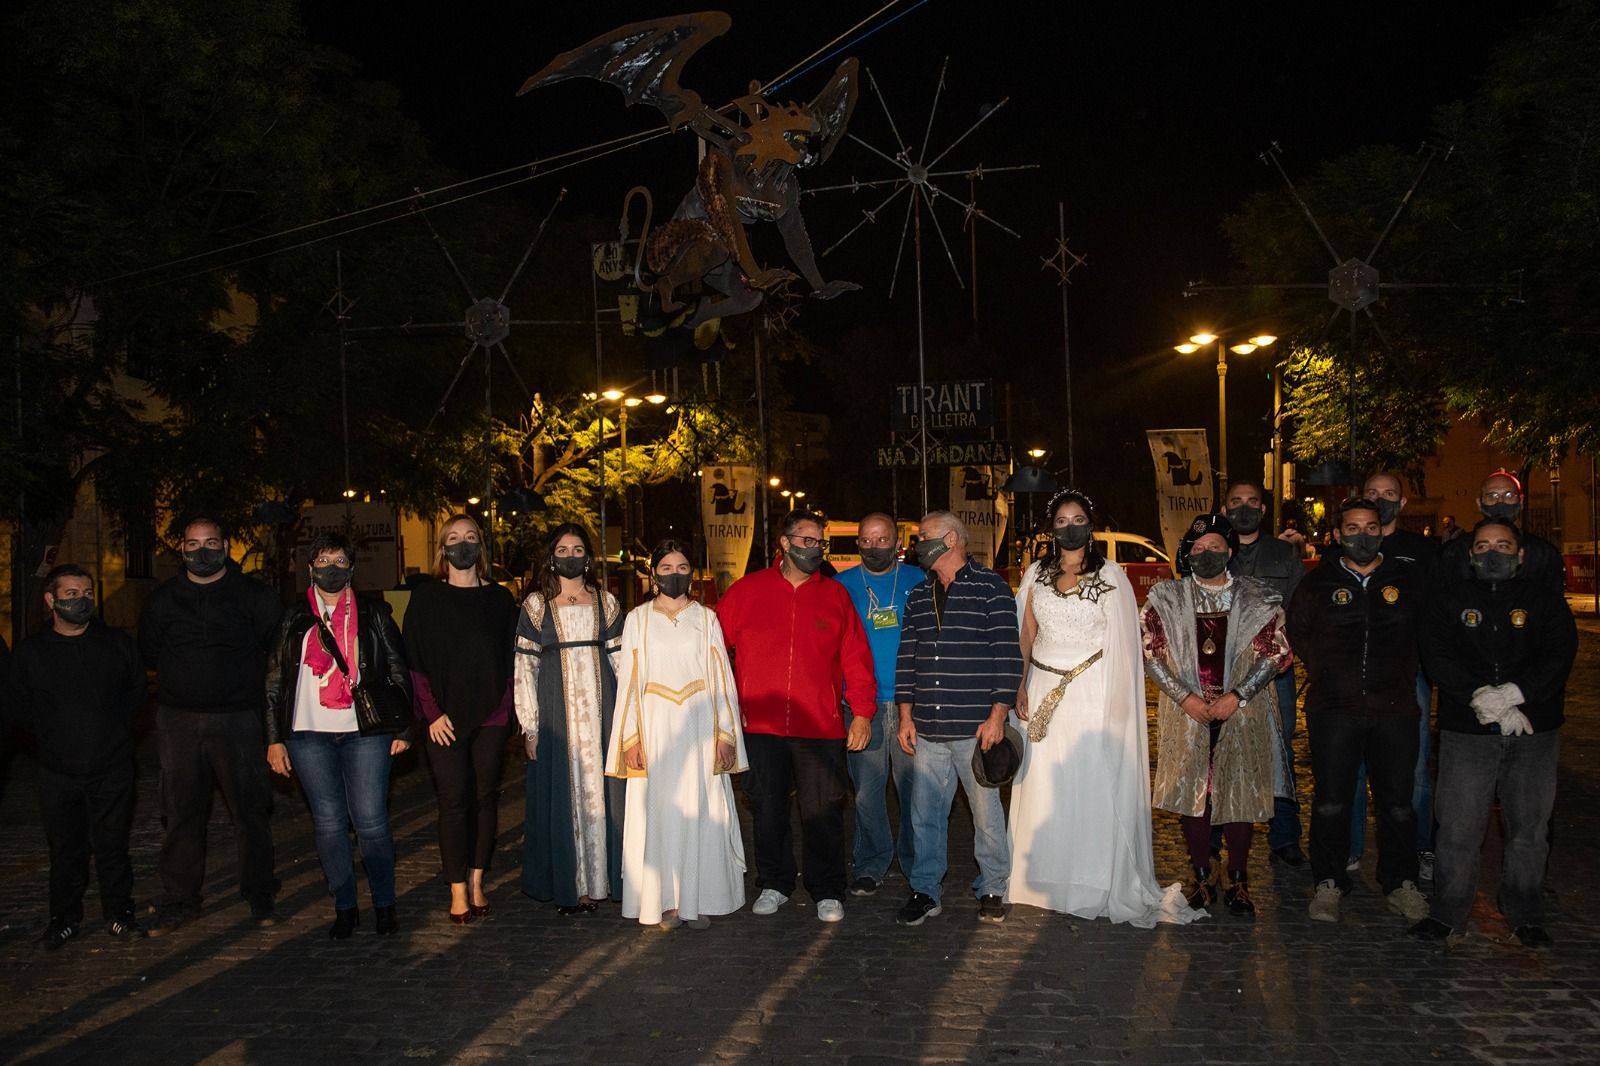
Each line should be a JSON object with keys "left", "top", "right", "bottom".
{"left": 752, "top": 889, "right": 788, "bottom": 916}
{"left": 816, "top": 898, "right": 844, "bottom": 923}
{"left": 1387, "top": 880, "right": 1429, "bottom": 921}
{"left": 1308, "top": 880, "right": 1341, "bottom": 923}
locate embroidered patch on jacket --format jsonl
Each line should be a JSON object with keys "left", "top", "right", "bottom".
{"left": 1332, "top": 588, "right": 1353, "bottom": 605}
{"left": 1461, "top": 609, "right": 1481, "bottom": 627}
{"left": 1510, "top": 608, "right": 1528, "bottom": 628}
{"left": 1381, "top": 585, "right": 1400, "bottom": 604}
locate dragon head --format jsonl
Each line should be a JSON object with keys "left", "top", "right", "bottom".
{"left": 732, "top": 85, "right": 824, "bottom": 171}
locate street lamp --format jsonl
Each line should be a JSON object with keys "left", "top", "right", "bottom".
{"left": 596, "top": 387, "right": 666, "bottom": 605}
{"left": 1173, "top": 331, "right": 1277, "bottom": 492}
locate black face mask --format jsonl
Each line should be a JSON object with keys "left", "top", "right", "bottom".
{"left": 1341, "top": 532, "right": 1383, "bottom": 565}
{"left": 182, "top": 546, "right": 227, "bottom": 577}
{"left": 1481, "top": 501, "right": 1521, "bottom": 523}
{"left": 311, "top": 565, "right": 353, "bottom": 593}
{"left": 52, "top": 596, "right": 94, "bottom": 626}
{"left": 1370, "top": 498, "right": 1402, "bottom": 526}
{"left": 1470, "top": 549, "right": 1520, "bottom": 582}
{"left": 859, "top": 546, "right": 898, "bottom": 573}
{"left": 656, "top": 572, "right": 693, "bottom": 599}
{"left": 443, "top": 541, "right": 482, "bottom": 571}
{"left": 785, "top": 545, "right": 824, "bottom": 574}
{"left": 913, "top": 536, "right": 951, "bottom": 569}
{"left": 1225, "top": 505, "right": 1264, "bottom": 535}
{"left": 1053, "top": 524, "right": 1092, "bottom": 551}
{"left": 1188, "top": 549, "right": 1229, "bottom": 579}
{"left": 551, "top": 555, "right": 587, "bottom": 580}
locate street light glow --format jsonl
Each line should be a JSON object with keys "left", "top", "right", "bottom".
{"left": 601, "top": 388, "right": 623, "bottom": 401}
{"left": 644, "top": 392, "right": 667, "bottom": 404}
{"left": 1027, "top": 447, "right": 1047, "bottom": 459}
{"left": 623, "top": 396, "right": 642, "bottom": 407}
{"left": 1230, "top": 343, "right": 1257, "bottom": 355}
{"left": 768, "top": 475, "right": 781, "bottom": 487}
{"left": 1174, "top": 343, "right": 1201, "bottom": 355}
{"left": 1249, "top": 334, "right": 1278, "bottom": 347}
{"left": 1189, "top": 332, "right": 1218, "bottom": 346}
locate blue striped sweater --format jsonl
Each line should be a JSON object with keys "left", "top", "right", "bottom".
{"left": 894, "top": 561, "right": 1023, "bottom": 739}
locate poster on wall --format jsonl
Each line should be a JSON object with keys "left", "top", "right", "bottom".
{"left": 701, "top": 464, "right": 756, "bottom": 592}
{"left": 947, "top": 465, "right": 1009, "bottom": 568}
{"left": 1146, "top": 429, "right": 1214, "bottom": 572}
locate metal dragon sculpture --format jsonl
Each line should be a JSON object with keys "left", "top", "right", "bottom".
{"left": 520, "top": 11, "right": 860, "bottom": 326}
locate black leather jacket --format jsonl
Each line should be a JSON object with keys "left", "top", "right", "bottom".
{"left": 264, "top": 592, "right": 413, "bottom": 746}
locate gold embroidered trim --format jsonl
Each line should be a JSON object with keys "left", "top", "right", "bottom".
{"left": 644, "top": 679, "right": 707, "bottom": 705}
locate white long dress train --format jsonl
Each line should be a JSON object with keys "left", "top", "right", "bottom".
{"left": 605, "top": 601, "right": 748, "bottom": 925}
{"left": 1006, "top": 559, "right": 1204, "bottom": 926}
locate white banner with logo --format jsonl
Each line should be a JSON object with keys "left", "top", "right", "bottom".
{"left": 701, "top": 464, "right": 756, "bottom": 592}
{"left": 296, "top": 503, "right": 399, "bottom": 591}
{"left": 948, "top": 465, "right": 1010, "bottom": 568}
{"left": 1146, "top": 429, "right": 1214, "bottom": 572}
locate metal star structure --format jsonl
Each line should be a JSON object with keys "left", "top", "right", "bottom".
{"left": 805, "top": 59, "right": 1038, "bottom": 512}
{"left": 1040, "top": 236, "right": 1088, "bottom": 287}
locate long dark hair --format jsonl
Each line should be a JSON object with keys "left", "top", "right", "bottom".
{"left": 1036, "top": 488, "right": 1106, "bottom": 584}
{"left": 538, "top": 522, "right": 598, "bottom": 602}
{"left": 648, "top": 537, "right": 695, "bottom": 599}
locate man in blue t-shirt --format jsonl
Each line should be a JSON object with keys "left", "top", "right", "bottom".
{"left": 834, "top": 511, "right": 924, "bottom": 895}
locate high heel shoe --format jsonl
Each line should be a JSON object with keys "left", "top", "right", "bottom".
{"left": 468, "top": 901, "right": 491, "bottom": 918}
{"left": 448, "top": 909, "right": 474, "bottom": 925}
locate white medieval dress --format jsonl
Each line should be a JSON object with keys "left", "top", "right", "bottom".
{"left": 1006, "top": 559, "right": 1204, "bottom": 926}
{"left": 605, "top": 600, "right": 748, "bottom": 925}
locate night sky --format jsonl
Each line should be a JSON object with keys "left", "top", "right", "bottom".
{"left": 305, "top": 1, "right": 1549, "bottom": 531}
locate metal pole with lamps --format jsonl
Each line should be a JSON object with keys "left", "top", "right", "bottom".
{"left": 1174, "top": 332, "right": 1276, "bottom": 498}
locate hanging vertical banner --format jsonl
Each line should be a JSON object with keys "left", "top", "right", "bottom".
{"left": 701, "top": 464, "right": 756, "bottom": 592}
{"left": 1146, "top": 429, "right": 1215, "bottom": 572}
{"left": 947, "top": 465, "right": 1010, "bottom": 568}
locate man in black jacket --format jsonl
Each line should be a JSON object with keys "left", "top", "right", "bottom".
{"left": 1436, "top": 471, "right": 1565, "bottom": 596}
{"left": 137, "top": 517, "right": 282, "bottom": 935}
{"left": 6, "top": 564, "right": 148, "bottom": 947}
{"left": 1411, "top": 519, "right": 1577, "bottom": 947}
{"left": 1223, "top": 479, "right": 1308, "bottom": 867}
{"left": 1287, "top": 498, "right": 1429, "bottom": 925}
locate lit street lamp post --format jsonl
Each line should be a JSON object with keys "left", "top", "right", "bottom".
{"left": 593, "top": 387, "right": 665, "bottom": 606}
{"left": 1173, "top": 332, "right": 1277, "bottom": 499}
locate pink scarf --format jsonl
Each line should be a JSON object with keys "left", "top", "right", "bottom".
{"left": 304, "top": 585, "right": 358, "bottom": 708}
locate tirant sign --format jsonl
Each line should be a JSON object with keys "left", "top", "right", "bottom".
{"left": 891, "top": 380, "right": 994, "bottom": 432}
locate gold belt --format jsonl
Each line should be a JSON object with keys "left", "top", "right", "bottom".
{"left": 1025, "top": 649, "right": 1104, "bottom": 743}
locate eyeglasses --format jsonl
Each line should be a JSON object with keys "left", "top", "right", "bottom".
{"left": 1482, "top": 491, "right": 1521, "bottom": 503}
{"left": 787, "top": 535, "right": 823, "bottom": 549}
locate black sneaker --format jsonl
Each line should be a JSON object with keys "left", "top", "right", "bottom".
{"left": 977, "top": 895, "right": 1007, "bottom": 923}
{"left": 1408, "top": 916, "right": 1453, "bottom": 941}
{"left": 329, "top": 908, "right": 359, "bottom": 940}
{"left": 896, "top": 892, "right": 942, "bottom": 926}
{"left": 374, "top": 905, "right": 400, "bottom": 936}
{"left": 105, "top": 916, "right": 147, "bottom": 940}
{"left": 1513, "top": 925, "right": 1553, "bottom": 948}
{"left": 849, "top": 876, "right": 880, "bottom": 897}
{"left": 1270, "top": 843, "right": 1308, "bottom": 868}
{"left": 248, "top": 896, "right": 277, "bottom": 927}
{"left": 42, "top": 921, "right": 80, "bottom": 950}
{"left": 144, "top": 904, "right": 199, "bottom": 939}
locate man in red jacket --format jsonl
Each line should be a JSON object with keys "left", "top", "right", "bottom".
{"left": 717, "top": 510, "right": 876, "bottom": 923}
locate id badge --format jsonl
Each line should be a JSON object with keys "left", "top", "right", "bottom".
{"left": 869, "top": 606, "right": 899, "bottom": 629}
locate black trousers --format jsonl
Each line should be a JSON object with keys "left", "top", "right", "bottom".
{"left": 1309, "top": 711, "right": 1420, "bottom": 892}
{"left": 425, "top": 723, "right": 509, "bottom": 883}
{"left": 157, "top": 707, "right": 278, "bottom": 908}
{"left": 39, "top": 760, "right": 137, "bottom": 924}
{"left": 742, "top": 733, "right": 850, "bottom": 901}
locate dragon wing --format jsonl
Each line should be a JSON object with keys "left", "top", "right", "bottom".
{"left": 806, "top": 59, "right": 859, "bottom": 166}
{"left": 518, "top": 11, "right": 732, "bottom": 132}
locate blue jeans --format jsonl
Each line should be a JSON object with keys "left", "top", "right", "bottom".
{"left": 907, "top": 734, "right": 1009, "bottom": 903}
{"left": 846, "top": 701, "right": 916, "bottom": 881}
{"left": 1349, "top": 672, "right": 1434, "bottom": 858}
{"left": 1431, "top": 729, "right": 1558, "bottom": 930}
{"left": 286, "top": 731, "right": 397, "bottom": 910}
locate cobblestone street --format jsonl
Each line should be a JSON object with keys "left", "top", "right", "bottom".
{"left": 1, "top": 617, "right": 1596, "bottom": 1065}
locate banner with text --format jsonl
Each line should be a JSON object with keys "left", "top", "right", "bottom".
{"left": 296, "top": 503, "right": 399, "bottom": 591}
{"left": 1146, "top": 429, "right": 1214, "bottom": 573}
{"left": 875, "top": 439, "right": 1012, "bottom": 469}
{"left": 947, "top": 465, "right": 1011, "bottom": 568}
{"left": 891, "top": 379, "right": 994, "bottom": 433}
{"left": 701, "top": 464, "right": 757, "bottom": 593}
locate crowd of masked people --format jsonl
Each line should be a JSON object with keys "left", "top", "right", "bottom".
{"left": 0, "top": 466, "right": 1575, "bottom": 950}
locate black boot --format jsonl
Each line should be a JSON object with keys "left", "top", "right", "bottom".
{"left": 329, "top": 907, "right": 360, "bottom": 940}
{"left": 374, "top": 905, "right": 400, "bottom": 936}
{"left": 1184, "top": 867, "right": 1217, "bottom": 909}
{"left": 1224, "top": 871, "right": 1255, "bottom": 917}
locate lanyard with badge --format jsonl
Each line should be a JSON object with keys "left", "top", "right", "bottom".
{"left": 866, "top": 564, "right": 901, "bottom": 630}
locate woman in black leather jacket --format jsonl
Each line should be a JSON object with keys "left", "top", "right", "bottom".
{"left": 265, "top": 531, "right": 412, "bottom": 939}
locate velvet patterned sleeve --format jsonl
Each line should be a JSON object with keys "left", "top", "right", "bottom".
{"left": 1238, "top": 607, "right": 1292, "bottom": 702}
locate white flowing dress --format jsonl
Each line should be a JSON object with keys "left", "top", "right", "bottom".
{"left": 1006, "top": 559, "right": 1204, "bottom": 926}
{"left": 605, "top": 601, "right": 748, "bottom": 925}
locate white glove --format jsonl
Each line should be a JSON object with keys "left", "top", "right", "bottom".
{"left": 1500, "top": 708, "right": 1535, "bottom": 737}
{"left": 1493, "top": 683, "right": 1526, "bottom": 709}
{"left": 1470, "top": 686, "right": 1509, "bottom": 726}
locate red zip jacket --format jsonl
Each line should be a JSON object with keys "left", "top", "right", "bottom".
{"left": 715, "top": 562, "right": 877, "bottom": 738}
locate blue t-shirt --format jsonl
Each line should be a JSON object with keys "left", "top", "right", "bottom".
{"left": 834, "top": 562, "right": 926, "bottom": 702}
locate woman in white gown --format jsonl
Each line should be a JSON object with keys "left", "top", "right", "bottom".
{"left": 606, "top": 538, "right": 748, "bottom": 929}
{"left": 1007, "top": 489, "right": 1203, "bottom": 926}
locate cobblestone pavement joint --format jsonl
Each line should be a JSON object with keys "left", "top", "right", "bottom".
{"left": 1, "top": 620, "right": 1597, "bottom": 1064}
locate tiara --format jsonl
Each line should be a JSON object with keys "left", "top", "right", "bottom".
{"left": 1045, "top": 487, "right": 1096, "bottom": 515}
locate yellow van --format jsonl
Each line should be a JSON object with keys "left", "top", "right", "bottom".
{"left": 824, "top": 519, "right": 921, "bottom": 572}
